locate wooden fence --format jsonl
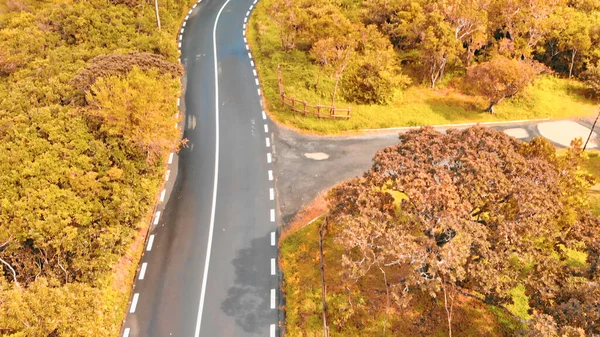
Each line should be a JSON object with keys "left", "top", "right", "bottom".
{"left": 277, "top": 66, "right": 350, "bottom": 119}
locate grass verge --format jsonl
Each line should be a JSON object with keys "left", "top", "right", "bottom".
{"left": 248, "top": 0, "right": 598, "bottom": 135}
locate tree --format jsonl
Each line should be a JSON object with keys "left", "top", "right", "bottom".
{"left": 582, "top": 62, "right": 600, "bottom": 97}
{"left": 465, "top": 56, "right": 538, "bottom": 113}
{"left": 550, "top": 7, "right": 592, "bottom": 78}
{"left": 327, "top": 127, "right": 599, "bottom": 336}
{"left": 341, "top": 25, "right": 410, "bottom": 104}
{"left": 418, "top": 13, "right": 462, "bottom": 89}
{"left": 310, "top": 34, "right": 356, "bottom": 108}
{"left": 86, "top": 66, "right": 181, "bottom": 160}
{"left": 266, "top": 0, "right": 302, "bottom": 50}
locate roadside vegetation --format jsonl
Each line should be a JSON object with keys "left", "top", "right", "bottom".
{"left": 248, "top": 0, "right": 600, "bottom": 134}
{"left": 0, "top": 0, "right": 191, "bottom": 335}
{"left": 280, "top": 128, "right": 600, "bottom": 336}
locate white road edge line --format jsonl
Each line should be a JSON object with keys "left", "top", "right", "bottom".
{"left": 146, "top": 235, "right": 155, "bottom": 251}
{"left": 250, "top": 4, "right": 254, "bottom": 10}
{"left": 130, "top": 293, "right": 140, "bottom": 313}
{"left": 266, "top": 137, "right": 271, "bottom": 148}
{"left": 268, "top": 170, "right": 273, "bottom": 181}
{"left": 270, "top": 289, "right": 276, "bottom": 309}
{"left": 246, "top": 44, "right": 250, "bottom": 51}
{"left": 248, "top": 52, "right": 252, "bottom": 59}
{"left": 257, "top": 88, "right": 261, "bottom": 96}
{"left": 246, "top": 10, "right": 249, "bottom": 16}
{"left": 160, "top": 189, "right": 166, "bottom": 202}
{"left": 253, "top": 69, "right": 257, "bottom": 76}
{"left": 270, "top": 324, "right": 276, "bottom": 337}
{"left": 255, "top": 78, "right": 259, "bottom": 85}
{"left": 270, "top": 209, "right": 275, "bottom": 222}
{"left": 165, "top": 170, "right": 171, "bottom": 181}
{"left": 168, "top": 152, "right": 174, "bottom": 164}
{"left": 267, "top": 153, "right": 272, "bottom": 163}
{"left": 153, "top": 211, "right": 161, "bottom": 225}
{"left": 271, "top": 231, "right": 276, "bottom": 245}
{"left": 264, "top": 124, "right": 268, "bottom": 133}
{"left": 244, "top": 17, "right": 247, "bottom": 23}
{"left": 139, "top": 262, "right": 148, "bottom": 280}
{"left": 183, "top": 21, "right": 187, "bottom": 27}
{"left": 269, "top": 187, "right": 274, "bottom": 200}
{"left": 194, "top": 0, "right": 229, "bottom": 335}
{"left": 244, "top": 37, "right": 247, "bottom": 43}
{"left": 262, "top": 110, "right": 266, "bottom": 120}
{"left": 123, "top": 328, "right": 131, "bottom": 337}
{"left": 271, "top": 258, "right": 276, "bottom": 275}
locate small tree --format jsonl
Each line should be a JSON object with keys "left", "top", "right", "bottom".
{"left": 266, "top": 0, "right": 302, "bottom": 51}
{"left": 582, "top": 62, "right": 600, "bottom": 98}
{"left": 465, "top": 56, "right": 538, "bottom": 113}
{"left": 310, "top": 36, "right": 356, "bottom": 107}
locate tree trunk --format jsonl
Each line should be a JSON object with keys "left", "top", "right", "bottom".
{"left": 331, "top": 75, "right": 340, "bottom": 109}
{"left": 485, "top": 97, "right": 503, "bottom": 114}
{"left": 379, "top": 267, "right": 390, "bottom": 337}
{"left": 442, "top": 281, "right": 456, "bottom": 337}
{"left": 154, "top": 0, "right": 161, "bottom": 30}
{"left": 0, "top": 257, "right": 18, "bottom": 287}
{"left": 569, "top": 49, "right": 577, "bottom": 78}
{"left": 315, "top": 68, "right": 322, "bottom": 92}
{"left": 319, "top": 218, "right": 329, "bottom": 337}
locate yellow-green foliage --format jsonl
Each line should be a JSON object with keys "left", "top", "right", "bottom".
{"left": 0, "top": 0, "right": 192, "bottom": 335}
{"left": 506, "top": 284, "right": 533, "bottom": 320}
{"left": 249, "top": 0, "right": 598, "bottom": 134}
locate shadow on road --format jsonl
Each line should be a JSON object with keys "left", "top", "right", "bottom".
{"left": 221, "top": 232, "right": 273, "bottom": 334}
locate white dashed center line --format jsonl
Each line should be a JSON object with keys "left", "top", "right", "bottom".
{"left": 271, "top": 231, "right": 276, "bottom": 246}
{"left": 270, "top": 324, "right": 276, "bottom": 337}
{"left": 268, "top": 170, "right": 273, "bottom": 181}
{"left": 270, "top": 209, "right": 275, "bottom": 222}
{"left": 267, "top": 153, "right": 272, "bottom": 163}
{"left": 262, "top": 111, "right": 266, "bottom": 120}
{"left": 266, "top": 137, "right": 271, "bottom": 147}
{"left": 270, "top": 289, "right": 276, "bottom": 309}
{"left": 271, "top": 258, "right": 276, "bottom": 275}
{"left": 264, "top": 124, "right": 269, "bottom": 133}
{"left": 269, "top": 188, "right": 274, "bottom": 200}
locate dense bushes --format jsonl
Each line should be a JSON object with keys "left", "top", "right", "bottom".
{"left": 265, "top": 0, "right": 600, "bottom": 106}
{"left": 0, "top": 0, "right": 192, "bottom": 335}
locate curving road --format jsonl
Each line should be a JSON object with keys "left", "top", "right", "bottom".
{"left": 121, "top": 0, "right": 279, "bottom": 336}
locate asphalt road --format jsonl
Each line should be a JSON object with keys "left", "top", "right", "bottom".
{"left": 121, "top": 0, "right": 279, "bottom": 336}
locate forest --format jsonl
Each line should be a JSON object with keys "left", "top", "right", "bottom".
{"left": 0, "top": 0, "right": 190, "bottom": 335}
{"left": 249, "top": 0, "right": 600, "bottom": 132}
{"left": 281, "top": 128, "right": 600, "bottom": 336}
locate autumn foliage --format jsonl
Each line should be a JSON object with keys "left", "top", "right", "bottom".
{"left": 0, "top": 0, "right": 193, "bottom": 335}
{"left": 326, "top": 127, "right": 600, "bottom": 335}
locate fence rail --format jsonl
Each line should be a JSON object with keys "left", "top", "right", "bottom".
{"left": 277, "top": 66, "right": 350, "bottom": 119}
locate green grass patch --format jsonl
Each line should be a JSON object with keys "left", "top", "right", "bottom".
{"left": 506, "top": 284, "right": 532, "bottom": 320}
{"left": 280, "top": 218, "right": 522, "bottom": 336}
{"left": 249, "top": 0, "right": 598, "bottom": 134}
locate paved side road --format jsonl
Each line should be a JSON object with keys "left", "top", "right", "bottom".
{"left": 273, "top": 118, "right": 600, "bottom": 224}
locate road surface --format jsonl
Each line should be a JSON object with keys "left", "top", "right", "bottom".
{"left": 121, "top": 0, "right": 279, "bottom": 336}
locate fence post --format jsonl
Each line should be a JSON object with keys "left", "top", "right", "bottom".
{"left": 347, "top": 106, "right": 351, "bottom": 118}
{"left": 303, "top": 100, "right": 307, "bottom": 116}
{"left": 317, "top": 105, "right": 321, "bottom": 118}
